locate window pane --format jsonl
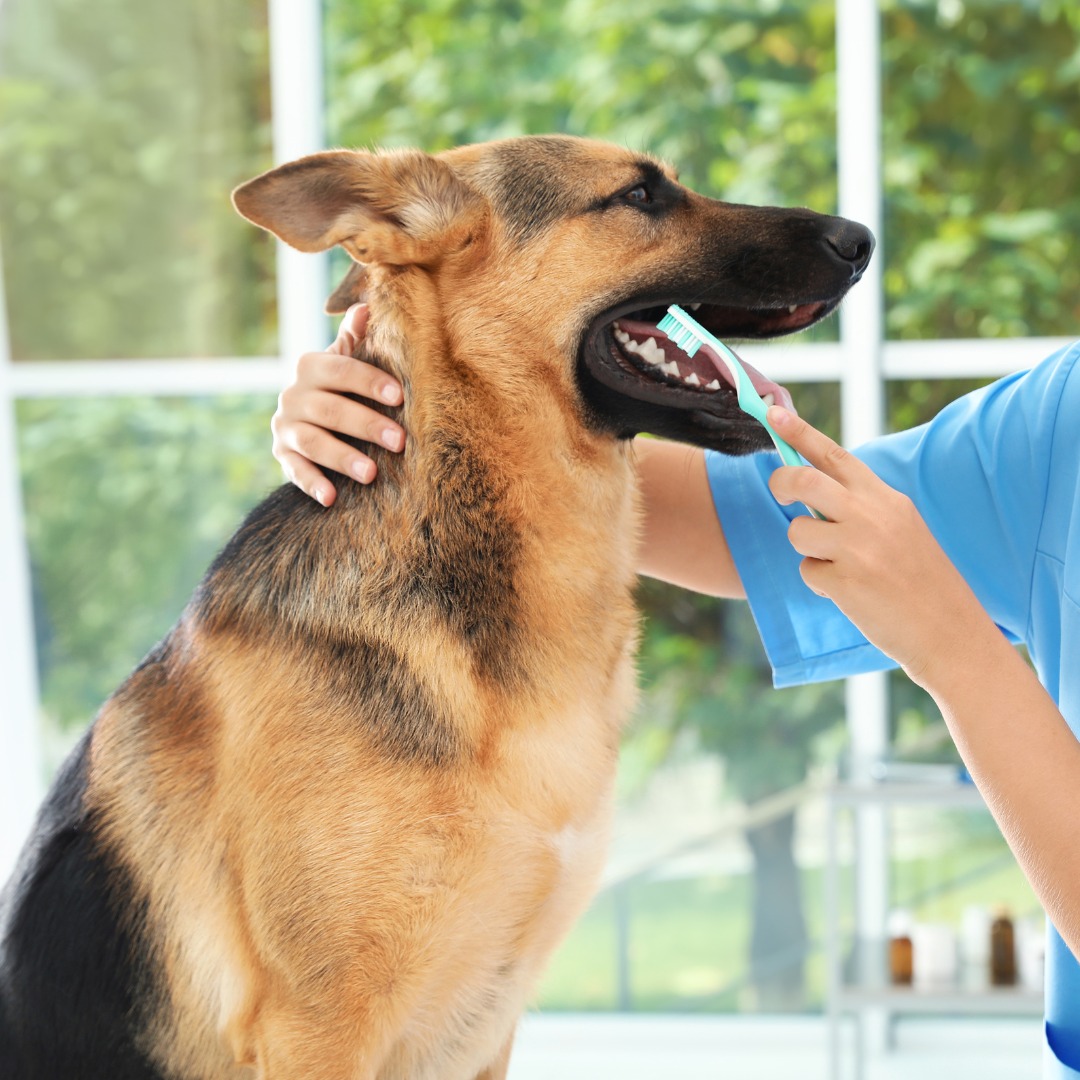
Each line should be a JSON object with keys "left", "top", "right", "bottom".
{"left": 882, "top": 0, "right": 1080, "bottom": 339}
{"left": 17, "top": 395, "right": 280, "bottom": 772}
{"left": 0, "top": 0, "right": 276, "bottom": 361}
{"left": 325, "top": 0, "right": 838, "bottom": 218}
{"left": 325, "top": 0, "right": 840, "bottom": 344}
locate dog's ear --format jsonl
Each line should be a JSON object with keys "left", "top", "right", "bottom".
{"left": 325, "top": 263, "right": 368, "bottom": 316}
{"left": 231, "top": 149, "right": 484, "bottom": 272}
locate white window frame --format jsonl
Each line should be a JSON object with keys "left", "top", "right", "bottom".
{"left": 1, "top": 0, "right": 1073, "bottom": 925}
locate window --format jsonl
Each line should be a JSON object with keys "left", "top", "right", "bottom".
{"left": 0, "top": 0, "right": 286, "bottom": 854}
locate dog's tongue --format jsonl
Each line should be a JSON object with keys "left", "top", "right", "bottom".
{"left": 726, "top": 353, "right": 795, "bottom": 413}
{"left": 617, "top": 318, "right": 795, "bottom": 412}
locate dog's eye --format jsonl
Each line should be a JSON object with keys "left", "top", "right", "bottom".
{"left": 623, "top": 184, "right": 652, "bottom": 206}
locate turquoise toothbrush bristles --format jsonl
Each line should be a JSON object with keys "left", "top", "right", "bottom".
{"left": 657, "top": 304, "right": 825, "bottom": 519}
{"left": 655, "top": 315, "right": 705, "bottom": 358}
{"left": 657, "top": 304, "right": 786, "bottom": 447}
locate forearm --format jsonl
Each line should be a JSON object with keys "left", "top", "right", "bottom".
{"left": 918, "top": 607, "right": 1080, "bottom": 960}
{"left": 633, "top": 438, "right": 745, "bottom": 598}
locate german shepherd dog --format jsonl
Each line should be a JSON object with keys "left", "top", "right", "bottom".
{"left": 0, "top": 136, "right": 872, "bottom": 1079}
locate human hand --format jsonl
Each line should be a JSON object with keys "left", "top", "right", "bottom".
{"left": 271, "top": 304, "right": 405, "bottom": 506}
{"left": 765, "top": 405, "right": 994, "bottom": 687}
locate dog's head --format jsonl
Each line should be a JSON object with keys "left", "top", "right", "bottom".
{"left": 233, "top": 136, "right": 873, "bottom": 456}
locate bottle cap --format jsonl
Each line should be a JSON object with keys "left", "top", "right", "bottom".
{"left": 887, "top": 909, "right": 914, "bottom": 937}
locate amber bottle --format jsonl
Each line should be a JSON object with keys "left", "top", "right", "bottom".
{"left": 990, "top": 908, "right": 1017, "bottom": 986}
{"left": 888, "top": 910, "right": 914, "bottom": 986}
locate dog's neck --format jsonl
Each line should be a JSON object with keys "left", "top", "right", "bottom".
{"left": 356, "top": 283, "right": 628, "bottom": 501}
{"left": 190, "top": 293, "right": 641, "bottom": 744}
{"left": 325, "top": 296, "right": 640, "bottom": 686}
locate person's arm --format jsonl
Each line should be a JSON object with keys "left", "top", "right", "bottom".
{"left": 634, "top": 439, "right": 744, "bottom": 598}
{"left": 767, "top": 403, "right": 1080, "bottom": 960}
{"left": 271, "top": 305, "right": 406, "bottom": 505}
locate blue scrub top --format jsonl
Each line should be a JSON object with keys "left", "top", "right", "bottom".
{"left": 705, "top": 341, "right": 1080, "bottom": 1077}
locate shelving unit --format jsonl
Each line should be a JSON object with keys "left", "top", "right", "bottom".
{"left": 823, "top": 782, "right": 1043, "bottom": 1080}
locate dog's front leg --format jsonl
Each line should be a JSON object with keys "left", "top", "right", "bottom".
{"left": 244, "top": 999, "right": 403, "bottom": 1080}
{"left": 473, "top": 1028, "right": 516, "bottom": 1080}
{"left": 249, "top": 1036, "right": 378, "bottom": 1080}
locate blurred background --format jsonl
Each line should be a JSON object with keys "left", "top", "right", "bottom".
{"left": 2, "top": 0, "right": 1078, "bottom": 1074}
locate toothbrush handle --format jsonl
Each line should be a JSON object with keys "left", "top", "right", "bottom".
{"left": 768, "top": 431, "right": 827, "bottom": 521}
{"left": 770, "top": 436, "right": 804, "bottom": 470}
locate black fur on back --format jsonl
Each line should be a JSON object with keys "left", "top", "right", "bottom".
{"left": 0, "top": 729, "right": 164, "bottom": 1080}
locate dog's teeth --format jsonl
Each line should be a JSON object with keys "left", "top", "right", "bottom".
{"left": 705, "top": 380, "right": 721, "bottom": 390}
{"left": 684, "top": 372, "right": 701, "bottom": 387}
{"left": 762, "top": 392, "right": 776, "bottom": 407}
{"left": 640, "top": 338, "right": 666, "bottom": 365}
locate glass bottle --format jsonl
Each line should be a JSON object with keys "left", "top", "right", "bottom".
{"left": 990, "top": 907, "right": 1017, "bottom": 986}
{"left": 888, "top": 909, "right": 914, "bottom": 986}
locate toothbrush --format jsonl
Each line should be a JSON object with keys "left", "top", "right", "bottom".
{"left": 657, "top": 304, "right": 826, "bottom": 519}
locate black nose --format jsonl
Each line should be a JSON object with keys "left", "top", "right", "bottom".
{"left": 825, "top": 220, "right": 875, "bottom": 277}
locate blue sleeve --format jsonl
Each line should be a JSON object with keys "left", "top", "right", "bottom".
{"left": 705, "top": 448, "right": 897, "bottom": 688}
{"left": 705, "top": 342, "right": 1080, "bottom": 689}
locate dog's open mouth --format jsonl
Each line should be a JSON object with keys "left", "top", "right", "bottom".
{"left": 596, "top": 296, "right": 834, "bottom": 412}
{"left": 577, "top": 292, "right": 840, "bottom": 449}
{"left": 611, "top": 312, "right": 795, "bottom": 411}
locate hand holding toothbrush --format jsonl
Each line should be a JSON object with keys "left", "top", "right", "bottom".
{"left": 765, "top": 404, "right": 996, "bottom": 690}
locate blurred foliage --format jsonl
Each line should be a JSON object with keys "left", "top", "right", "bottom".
{"left": 881, "top": 0, "right": 1080, "bottom": 339}
{"left": 887, "top": 374, "right": 990, "bottom": 433}
{"left": 4, "top": 0, "right": 1075, "bottom": 780}
{"left": 326, "top": 0, "right": 839, "bottom": 212}
{"left": 17, "top": 396, "right": 281, "bottom": 760}
{"left": 0, "top": 0, "right": 276, "bottom": 360}
{"left": 632, "top": 582, "right": 844, "bottom": 803}
{"left": 322, "top": 0, "right": 1080, "bottom": 795}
